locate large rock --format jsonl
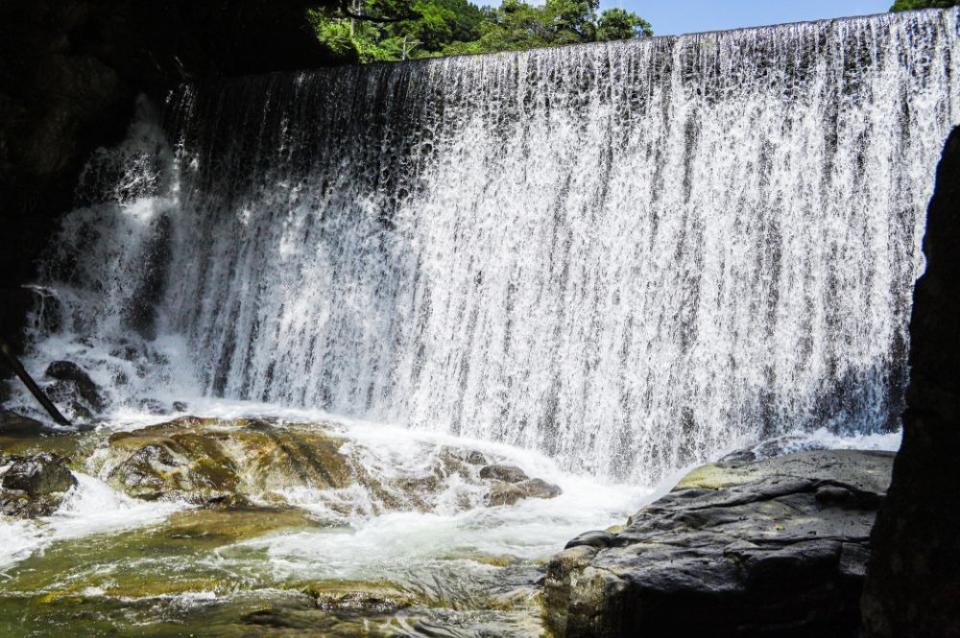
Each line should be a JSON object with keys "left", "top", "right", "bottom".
{"left": 545, "top": 450, "right": 893, "bottom": 638}
{"left": 99, "top": 417, "right": 353, "bottom": 505}
{"left": 479, "top": 464, "right": 529, "bottom": 483}
{"left": 45, "top": 360, "right": 106, "bottom": 412}
{"left": 478, "top": 464, "right": 563, "bottom": 506}
{"left": 93, "top": 416, "right": 563, "bottom": 516}
{"left": 861, "top": 129, "right": 960, "bottom": 637}
{"left": 0, "top": 451, "right": 77, "bottom": 517}
{"left": 485, "top": 478, "right": 562, "bottom": 506}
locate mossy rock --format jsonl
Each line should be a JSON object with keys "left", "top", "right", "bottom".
{"left": 0, "top": 423, "right": 93, "bottom": 463}
{"left": 675, "top": 461, "right": 763, "bottom": 490}
{"left": 98, "top": 417, "right": 352, "bottom": 505}
{"left": 0, "top": 451, "right": 77, "bottom": 517}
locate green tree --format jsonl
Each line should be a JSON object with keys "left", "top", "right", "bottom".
{"left": 597, "top": 7, "right": 653, "bottom": 41}
{"left": 890, "top": 0, "right": 959, "bottom": 10}
{"left": 312, "top": 0, "right": 652, "bottom": 64}
{"left": 546, "top": 0, "right": 600, "bottom": 42}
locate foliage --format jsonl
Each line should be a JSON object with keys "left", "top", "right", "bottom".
{"left": 890, "top": 0, "right": 959, "bottom": 10}
{"left": 310, "top": 0, "right": 653, "bottom": 64}
{"left": 597, "top": 7, "right": 653, "bottom": 41}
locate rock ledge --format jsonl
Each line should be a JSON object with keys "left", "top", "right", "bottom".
{"left": 545, "top": 449, "right": 894, "bottom": 638}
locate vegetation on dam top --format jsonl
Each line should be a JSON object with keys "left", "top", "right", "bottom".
{"left": 311, "top": 0, "right": 959, "bottom": 64}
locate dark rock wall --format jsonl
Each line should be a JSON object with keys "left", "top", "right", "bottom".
{"left": 0, "top": 0, "right": 340, "bottom": 362}
{"left": 862, "top": 127, "right": 960, "bottom": 637}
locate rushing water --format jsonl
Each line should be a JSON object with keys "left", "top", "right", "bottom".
{"left": 19, "top": 8, "right": 960, "bottom": 485}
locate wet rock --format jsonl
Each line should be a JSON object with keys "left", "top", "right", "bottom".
{"left": 0, "top": 419, "right": 90, "bottom": 459}
{"left": 479, "top": 464, "right": 529, "bottom": 483}
{"left": 138, "top": 398, "right": 168, "bottom": 415}
{"left": 721, "top": 433, "right": 830, "bottom": 463}
{"left": 99, "top": 417, "right": 352, "bottom": 505}
{"left": 545, "top": 450, "right": 894, "bottom": 638}
{"left": 172, "top": 401, "right": 188, "bottom": 412}
{"left": 44, "top": 380, "right": 96, "bottom": 421}
{"left": 564, "top": 530, "right": 617, "bottom": 550}
{"left": 0, "top": 410, "right": 55, "bottom": 437}
{"left": 485, "top": 478, "right": 562, "bottom": 506}
{"left": 0, "top": 452, "right": 77, "bottom": 517}
{"left": 520, "top": 478, "right": 562, "bottom": 499}
{"left": 485, "top": 483, "right": 523, "bottom": 506}
{"left": 466, "top": 451, "right": 487, "bottom": 465}
{"left": 44, "top": 361, "right": 105, "bottom": 412}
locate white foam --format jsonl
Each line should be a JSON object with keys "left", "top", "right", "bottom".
{"left": 0, "top": 473, "right": 186, "bottom": 573}
{"left": 237, "top": 470, "right": 645, "bottom": 583}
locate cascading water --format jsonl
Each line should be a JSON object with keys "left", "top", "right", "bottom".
{"left": 24, "top": 8, "right": 960, "bottom": 482}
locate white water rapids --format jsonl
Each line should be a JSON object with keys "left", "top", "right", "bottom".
{"left": 16, "top": 8, "right": 960, "bottom": 486}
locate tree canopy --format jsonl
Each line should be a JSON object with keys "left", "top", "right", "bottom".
{"left": 890, "top": 0, "right": 959, "bottom": 10}
{"left": 310, "top": 0, "right": 653, "bottom": 63}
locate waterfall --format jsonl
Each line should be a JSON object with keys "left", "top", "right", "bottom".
{"left": 33, "top": 8, "right": 960, "bottom": 482}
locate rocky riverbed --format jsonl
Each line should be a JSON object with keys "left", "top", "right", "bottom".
{"left": 0, "top": 358, "right": 901, "bottom": 638}
{"left": 0, "top": 404, "right": 900, "bottom": 637}
{"left": 0, "top": 407, "right": 644, "bottom": 637}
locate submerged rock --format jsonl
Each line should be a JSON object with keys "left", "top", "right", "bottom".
{"left": 311, "top": 585, "right": 416, "bottom": 615}
{"left": 545, "top": 450, "right": 894, "bottom": 638}
{"left": 0, "top": 452, "right": 76, "bottom": 517}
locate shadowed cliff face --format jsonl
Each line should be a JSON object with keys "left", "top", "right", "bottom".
{"left": 0, "top": 0, "right": 340, "bottom": 361}
{"left": 862, "top": 127, "right": 960, "bottom": 637}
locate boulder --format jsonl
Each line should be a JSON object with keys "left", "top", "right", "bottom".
{"left": 0, "top": 451, "right": 77, "bottom": 517}
{"left": 100, "top": 417, "right": 352, "bottom": 505}
{"left": 485, "top": 478, "right": 562, "bottom": 506}
{"left": 91, "top": 416, "right": 558, "bottom": 516}
{"left": 545, "top": 450, "right": 893, "bottom": 638}
{"left": 45, "top": 361, "right": 105, "bottom": 412}
{"left": 479, "top": 464, "right": 529, "bottom": 483}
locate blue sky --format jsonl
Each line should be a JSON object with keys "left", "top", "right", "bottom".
{"left": 625, "top": 1, "right": 892, "bottom": 36}
{"left": 480, "top": 1, "right": 894, "bottom": 36}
